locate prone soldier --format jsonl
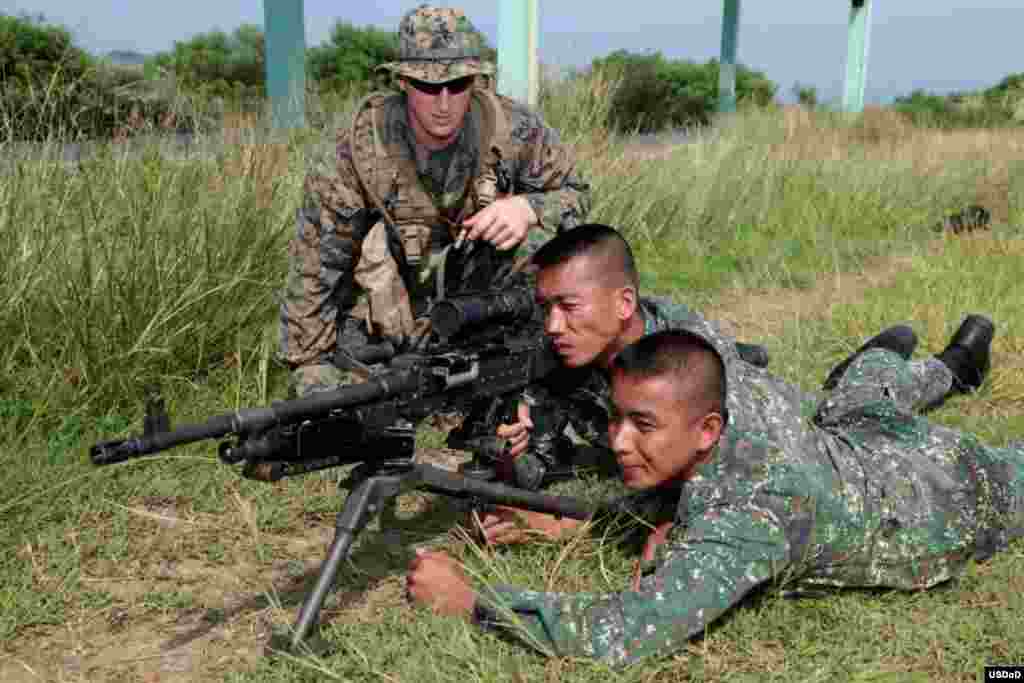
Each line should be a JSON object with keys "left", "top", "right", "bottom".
{"left": 489, "top": 223, "right": 991, "bottom": 489}
{"left": 407, "top": 321, "right": 1018, "bottom": 666}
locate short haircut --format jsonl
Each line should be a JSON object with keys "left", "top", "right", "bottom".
{"left": 612, "top": 329, "right": 729, "bottom": 427}
{"left": 531, "top": 223, "right": 639, "bottom": 291}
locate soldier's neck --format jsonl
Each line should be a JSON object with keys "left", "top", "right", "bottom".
{"left": 595, "top": 311, "right": 647, "bottom": 371}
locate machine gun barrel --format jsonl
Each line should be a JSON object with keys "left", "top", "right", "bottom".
{"left": 89, "top": 370, "right": 422, "bottom": 466}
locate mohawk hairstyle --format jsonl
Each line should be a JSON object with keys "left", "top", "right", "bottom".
{"left": 612, "top": 329, "right": 729, "bottom": 427}
{"left": 531, "top": 223, "right": 639, "bottom": 291}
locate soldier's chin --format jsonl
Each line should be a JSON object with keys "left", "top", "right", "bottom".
{"left": 556, "top": 346, "right": 589, "bottom": 367}
{"left": 428, "top": 120, "right": 458, "bottom": 140}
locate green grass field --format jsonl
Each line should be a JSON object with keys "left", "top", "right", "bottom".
{"left": 1, "top": 87, "right": 1023, "bottom": 681}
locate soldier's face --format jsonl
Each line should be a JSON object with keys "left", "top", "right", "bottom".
{"left": 536, "top": 258, "right": 635, "bottom": 369}
{"left": 403, "top": 76, "right": 475, "bottom": 147}
{"left": 608, "top": 370, "right": 722, "bottom": 489}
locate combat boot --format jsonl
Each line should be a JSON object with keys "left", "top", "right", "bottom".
{"left": 735, "top": 342, "right": 770, "bottom": 368}
{"left": 936, "top": 314, "right": 994, "bottom": 393}
{"left": 823, "top": 324, "right": 918, "bottom": 391}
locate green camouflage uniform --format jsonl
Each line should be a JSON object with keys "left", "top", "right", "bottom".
{"left": 278, "top": 6, "right": 590, "bottom": 396}
{"left": 512, "top": 297, "right": 815, "bottom": 488}
{"left": 474, "top": 324, "right": 1024, "bottom": 667}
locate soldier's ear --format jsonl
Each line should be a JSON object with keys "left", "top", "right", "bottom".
{"left": 616, "top": 285, "right": 638, "bottom": 322}
{"left": 697, "top": 411, "right": 724, "bottom": 455}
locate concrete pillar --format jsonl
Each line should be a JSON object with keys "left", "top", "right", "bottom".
{"left": 264, "top": 0, "right": 307, "bottom": 129}
{"left": 718, "top": 0, "right": 741, "bottom": 114}
{"left": 527, "top": 0, "right": 539, "bottom": 107}
{"left": 842, "top": 0, "right": 873, "bottom": 113}
{"left": 498, "top": 0, "right": 538, "bottom": 107}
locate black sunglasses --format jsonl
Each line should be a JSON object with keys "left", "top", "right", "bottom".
{"left": 407, "top": 76, "right": 475, "bottom": 96}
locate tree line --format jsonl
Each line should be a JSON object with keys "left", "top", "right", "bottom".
{"left": 2, "top": 12, "right": 1020, "bottom": 141}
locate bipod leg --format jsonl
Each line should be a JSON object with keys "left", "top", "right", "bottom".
{"left": 271, "top": 470, "right": 406, "bottom": 656}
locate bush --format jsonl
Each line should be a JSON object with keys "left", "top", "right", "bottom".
{"left": 893, "top": 75, "right": 1024, "bottom": 129}
{"left": 307, "top": 21, "right": 398, "bottom": 96}
{"left": 146, "top": 24, "right": 265, "bottom": 102}
{"left": 307, "top": 20, "right": 497, "bottom": 97}
{"left": 0, "top": 13, "right": 178, "bottom": 141}
{"left": 591, "top": 50, "right": 777, "bottom": 133}
{"left": 792, "top": 82, "right": 819, "bottom": 108}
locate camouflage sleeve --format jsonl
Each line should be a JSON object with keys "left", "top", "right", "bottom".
{"left": 473, "top": 500, "right": 790, "bottom": 666}
{"left": 508, "top": 106, "right": 591, "bottom": 234}
{"left": 278, "top": 132, "right": 366, "bottom": 388}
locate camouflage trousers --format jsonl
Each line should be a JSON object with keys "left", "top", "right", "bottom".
{"left": 288, "top": 316, "right": 378, "bottom": 397}
{"left": 820, "top": 348, "right": 1024, "bottom": 557}
{"left": 816, "top": 350, "right": 954, "bottom": 420}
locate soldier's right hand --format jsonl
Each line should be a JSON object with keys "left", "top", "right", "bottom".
{"left": 474, "top": 505, "right": 579, "bottom": 546}
{"left": 496, "top": 401, "right": 533, "bottom": 460}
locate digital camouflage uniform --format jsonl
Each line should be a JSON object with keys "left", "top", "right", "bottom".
{"left": 278, "top": 5, "right": 590, "bottom": 396}
{"left": 474, "top": 323, "right": 1024, "bottom": 667}
{"left": 511, "top": 297, "right": 811, "bottom": 489}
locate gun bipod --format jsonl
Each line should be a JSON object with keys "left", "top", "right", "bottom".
{"left": 271, "top": 462, "right": 415, "bottom": 656}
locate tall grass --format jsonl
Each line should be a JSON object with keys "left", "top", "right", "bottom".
{"left": 0, "top": 136, "right": 300, "bottom": 433}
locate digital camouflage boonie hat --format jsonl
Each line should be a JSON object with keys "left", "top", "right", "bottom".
{"left": 377, "top": 4, "right": 495, "bottom": 84}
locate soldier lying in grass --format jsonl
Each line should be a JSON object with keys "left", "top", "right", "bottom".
{"left": 406, "top": 324, "right": 1021, "bottom": 666}
{"left": 489, "top": 223, "right": 987, "bottom": 490}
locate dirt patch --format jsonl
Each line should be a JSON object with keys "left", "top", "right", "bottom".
{"left": 1, "top": 449, "right": 472, "bottom": 682}
{"left": 703, "top": 253, "right": 917, "bottom": 341}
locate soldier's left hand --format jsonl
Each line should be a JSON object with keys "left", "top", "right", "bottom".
{"left": 406, "top": 549, "right": 476, "bottom": 617}
{"left": 460, "top": 196, "right": 536, "bottom": 250}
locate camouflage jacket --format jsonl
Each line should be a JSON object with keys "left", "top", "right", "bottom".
{"left": 518, "top": 296, "right": 702, "bottom": 470}
{"left": 475, "top": 338, "right": 1024, "bottom": 666}
{"left": 516, "top": 297, "right": 813, "bottom": 486}
{"left": 279, "top": 89, "right": 590, "bottom": 393}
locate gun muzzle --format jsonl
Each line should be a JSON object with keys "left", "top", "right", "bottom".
{"left": 90, "top": 439, "right": 144, "bottom": 465}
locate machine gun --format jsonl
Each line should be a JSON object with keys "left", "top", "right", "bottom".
{"left": 89, "top": 286, "right": 601, "bottom": 653}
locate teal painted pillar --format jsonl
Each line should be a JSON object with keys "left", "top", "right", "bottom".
{"left": 264, "top": 0, "right": 306, "bottom": 129}
{"left": 716, "top": 0, "right": 741, "bottom": 113}
{"left": 498, "top": 0, "right": 537, "bottom": 107}
{"left": 718, "top": 0, "right": 741, "bottom": 113}
{"left": 842, "top": 0, "right": 873, "bottom": 113}
{"left": 527, "top": 0, "right": 539, "bottom": 107}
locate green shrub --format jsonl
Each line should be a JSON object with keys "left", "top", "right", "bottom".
{"left": 0, "top": 13, "right": 184, "bottom": 140}
{"left": 591, "top": 50, "right": 777, "bottom": 133}
{"left": 307, "top": 21, "right": 399, "bottom": 96}
{"left": 893, "top": 77, "right": 1024, "bottom": 129}
{"left": 0, "top": 13, "right": 89, "bottom": 83}
{"left": 146, "top": 24, "right": 265, "bottom": 102}
{"left": 307, "top": 20, "right": 497, "bottom": 97}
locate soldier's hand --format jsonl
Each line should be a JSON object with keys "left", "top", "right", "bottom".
{"left": 633, "top": 521, "right": 674, "bottom": 590}
{"left": 460, "top": 196, "right": 536, "bottom": 251}
{"left": 406, "top": 549, "right": 476, "bottom": 617}
{"left": 496, "top": 401, "right": 533, "bottom": 461}
{"left": 407, "top": 317, "right": 433, "bottom": 351}
{"left": 475, "top": 505, "right": 580, "bottom": 546}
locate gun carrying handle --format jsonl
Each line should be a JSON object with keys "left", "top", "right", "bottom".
{"left": 335, "top": 342, "right": 397, "bottom": 377}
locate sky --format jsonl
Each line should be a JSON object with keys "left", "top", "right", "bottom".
{"left": 5, "top": 1, "right": 1021, "bottom": 104}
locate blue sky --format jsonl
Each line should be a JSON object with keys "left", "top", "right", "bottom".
{"left": 7, "top": 1, "right": 1021, "bottom": 103}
